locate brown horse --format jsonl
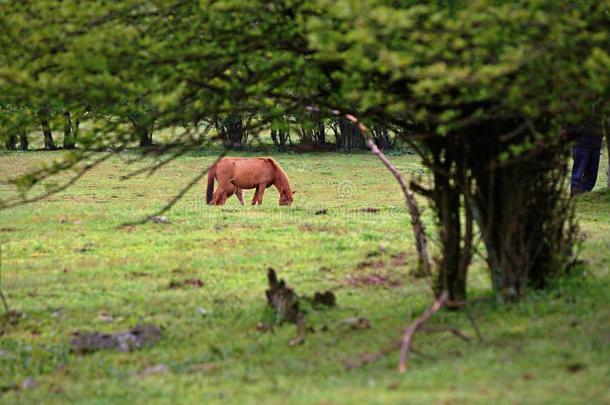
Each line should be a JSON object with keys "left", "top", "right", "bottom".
{"left": 206, "top": 157, "right": 295, "bottom": 206}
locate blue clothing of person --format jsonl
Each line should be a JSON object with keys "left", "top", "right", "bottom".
{"left": 571, "top": 128, "right": 602, "bottom": 193}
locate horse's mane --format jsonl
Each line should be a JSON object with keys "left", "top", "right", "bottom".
{"left": 263, "top": 157, "right": 291, "bottom": 192}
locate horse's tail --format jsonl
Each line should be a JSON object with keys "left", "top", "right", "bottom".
{"left": 206, "top": 163, "right": 216, "bottom": 205}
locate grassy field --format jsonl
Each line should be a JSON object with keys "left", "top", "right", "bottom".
{"left": 0, "top": 149, "right": 608, "bottom": 404}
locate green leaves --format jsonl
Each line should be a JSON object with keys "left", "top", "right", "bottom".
{"left": 0, "top": 0, "right": 608, "bottom": 200}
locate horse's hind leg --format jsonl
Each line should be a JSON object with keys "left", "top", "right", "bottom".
{"left": 216, "top": 189, "right": 231, "bottom": 205}
{"left": 212, "top": 185, "right": 231, "bottom": 205}
{"left": 215, "top": 182, "right": 239, "bottom": 206}
{"left": 211, "top": 189, "right": 224, "bottom": 205}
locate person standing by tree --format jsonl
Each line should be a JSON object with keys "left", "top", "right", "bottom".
{"left": 570, "top": 120, "right": 603, "bottom": 196}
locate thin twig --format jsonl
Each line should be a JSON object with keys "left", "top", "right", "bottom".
{"left": 399, "top": 291, "right": 448, "bottom": 373}
{"left": 0, "top": 152, "right": 114, "bottom": 210}
{"left": 121, "top": 152, "right": 226, "bottom": 226}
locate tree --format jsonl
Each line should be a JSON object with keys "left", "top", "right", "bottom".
{"left": 3, "top": 133, "right": 17, "bottom": 150}
{"left": 125, "top": 102, "right": 157, "bottom": 147}
{"left": 0, "top": 103, "right": 31, "bottom": 151}
{"left": 63, "top": 111, "right": 76, "bottom": 149}
{"left": 37, "top": 105, "right": 56, "bottom": 150}
{"left": 370, "top": 124, "right": 396, "bottom": 150}
{"left": 336, "top": 118, "right": 365, "bottom": 152}
{"left": 214, "top": 114, "right": 248, "bottom": 149}
{"left": 0, "top": 0, "right": 608, "bottom": 302}
{"left": 602, "top": 117, "right": 610, "bottom": 188}
{"left": 270, "top": 118, "right": 291, "bottom": 151}
{"left": 19, "top": 130, "right": 29, "bottom": 151}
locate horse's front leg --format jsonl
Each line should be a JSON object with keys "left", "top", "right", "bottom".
{"left": 235, "top": 188, "right": 244, "bottom": 205}
{"left": 251, "top": 186, "right": 260, "bottom": 205}
{"left": 255, "top": 183, "right": 267, "bottom": 205}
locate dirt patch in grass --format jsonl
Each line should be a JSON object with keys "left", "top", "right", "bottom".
{"left": 298, "top": 223, "right": 344, "bottom": 234}
{"left": 167, "top": 278, "right": 203, "bottom": 289}
{"left": 356, "top": 259, "right": 385, "bottom": 270}
{"left": 345, "top": 273, "right": 402, "bottom": 288}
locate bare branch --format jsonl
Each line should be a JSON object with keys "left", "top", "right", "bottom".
{"left": 326, "top": 110, "right": 432, "bottom": 279}
{"left": 366, "top": 138, "right": 432, "bottom": 278}
{"left": 0, "top": 152, "right": 114, "bottom": 210}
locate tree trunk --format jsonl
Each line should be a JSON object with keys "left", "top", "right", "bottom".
{"left": 465, "top": 120, "right": 577, "bottom": 300}
{"left": 271, "top": 128, "right": 289, "bottom": 151}
{"left": 338, "top": 118, "right": 365, "bottom": 152}
{"left": 434, "top": 173, "right": 466, "bottom": 303}
{"left": 427, "top": 138, "right": 471, "bottom": 305}
{"left": 218, "top": 114, "right": 246, "bottom": 148}
{"left": 606, "top": 139, "right": 609, "bottom": 189}
{"left": 371, "top": 124, "right": 395, "bottom": 150}
{"left": 603, "top": 119, "right": 610, "bottom": 188}
{"left": 19, "top": 130, "right": 29, "bottom": 150}
{"left": 314, "top": 122, "right": 325, "bottom": 144}
{"left": 40, "top": 119, "right": 55, "bottom": 150}
{"left": 4, "top": 133, "right": 17, "bottom": 150}
{"left": 137, "top": 125, "right": 153, "bottom": 147}
{"left": 63, "top": 111, "right": 76, "bottom": 149}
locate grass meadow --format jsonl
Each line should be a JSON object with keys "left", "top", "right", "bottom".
{"left": 0, "top": 148, "right": 608, "bottom": 404}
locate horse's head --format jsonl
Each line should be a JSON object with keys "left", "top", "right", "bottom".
{"left": 279, "top": 189, "right": 295, "bottom": 206}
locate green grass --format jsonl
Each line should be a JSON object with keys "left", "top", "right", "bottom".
{"left": 0, "top": 150, "right": 608, "bottom": 404}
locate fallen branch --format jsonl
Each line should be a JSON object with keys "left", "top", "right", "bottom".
{"left": 399, "top": 291, "right": 448, "bottom": 373}
{"left": 344, "top": 291, "right": 454, "bottom": 372}
{"left": 345, "top": 340, "right": 433, "bottom": 370}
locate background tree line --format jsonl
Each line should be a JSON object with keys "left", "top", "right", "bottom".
{"left": 0, "top": 105, "right": 400, "bottom": 152}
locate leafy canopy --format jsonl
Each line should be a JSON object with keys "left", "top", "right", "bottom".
{"left": 0, "top": 0, "right": 608, "bottom": 198}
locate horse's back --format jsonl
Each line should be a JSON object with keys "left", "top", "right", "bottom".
{"left": 218, "top": 157, "right": 275, "bottom": 188}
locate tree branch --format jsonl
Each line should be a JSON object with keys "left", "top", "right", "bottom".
{"left": 0, "top": 152, "right": 114, "bottom": 210}
{"left": 324, "top": 111, "right": 432, "bottom": 278}
{"left": 121, "top": 152, "right": 226, "bottom": 226}
{"left": 365, "top": 138, "right": 432, "bottom": 277}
